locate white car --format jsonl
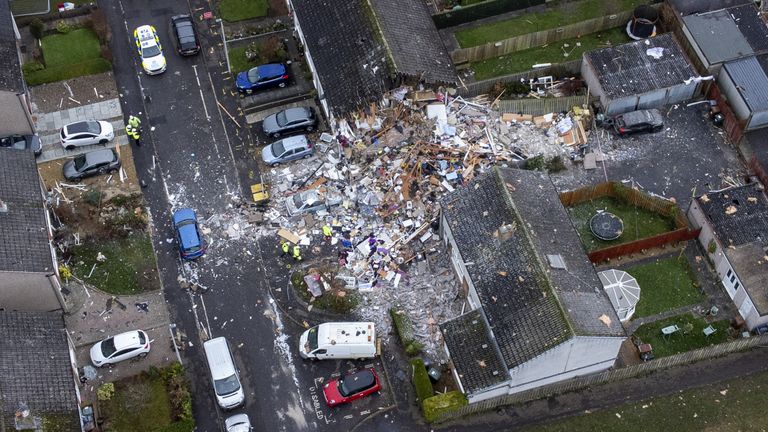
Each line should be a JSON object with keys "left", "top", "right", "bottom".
{"left": 134, "top": 25, "right": 166, "bottom": 75}
{"left": 89, "top": 330, "right": 151, "bottom": 367}
{"left": 225, "top": 414, "right": 253, "bottom": 432}
{"left": 60, "top": 120, "right": 114, "bottom": 150}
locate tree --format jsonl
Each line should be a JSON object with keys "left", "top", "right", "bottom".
{"left": 29, "top": 19, "right": 45, "bottom": 40}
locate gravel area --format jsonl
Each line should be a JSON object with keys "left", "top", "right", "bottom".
{"left": 29, "top": 72, "right": 120, "bottom": 114}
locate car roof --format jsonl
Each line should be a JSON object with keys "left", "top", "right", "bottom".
{"left": 621, "top": 109, "right": 661, "bottom": 124}
{"left": 135, "top": 25, "right": 155, "bottom": 40}
{"left": 173, "top": 209, "right": 201, "bottom": 247}
{"left": 171, "top": 14, "right": 192, "bottom": 23}
{"left": 283, "top": 107, "right": 312, "bottom": 122}
{"left": 257, "top": 63, "right": 285, "bottom": 78}
{"left": 112, "top": 330, "right": 144, "bottom": 350}
{"left": 84, "top": 149, "right": 116, "bottom": 164}
{"left": 281, "top": 135, "right": 309, "bottom": 150}
{"left": 66, "top": 121, "right": 96, "bottom": 134}
{"left": 173, "top": 208, "right": 197, "bottom": 224}
{"left": 341, "top": 369, "right": 376, "bottom": 393}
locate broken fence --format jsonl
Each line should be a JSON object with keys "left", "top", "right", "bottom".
{"left": 459, "top": 59, "right": 582, "bottom": 98}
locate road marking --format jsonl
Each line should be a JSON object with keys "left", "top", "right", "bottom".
{"left": 191, "top": 66, "right": 211, "bottom": 122}
{"left": 199, "top": 292, "right": 213, "bottom": 339}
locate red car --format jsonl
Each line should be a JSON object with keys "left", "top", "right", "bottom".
{"left": 322, "top": 368, "right": 381, "bottom": 407}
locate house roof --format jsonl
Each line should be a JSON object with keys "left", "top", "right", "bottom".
{"left": 0, "top": 311, "right": 80, "bottom": 430}
{"left": 368, "top": 0, "right": 457, "bottom": 84}
{"left": 725, "top": 243, "right": 768, "bottom": 314}
{"left": 292, "top": 0, "right": 390, "bottom": 115}
{"left": 440, "top": 309, "right": 509, "bottom": 394}
{"left": 583, "top": 33, "right": 696, "bottom": 99}
{"left": 440, "top": 168, "right": 622, "bottom": 373}
{"left": 722, "top": 56, "right": 768, "bottom": 112}
{"left": 696, "top": 183, "right": 768, "bottom": 247}
{"left": 669, "top": 0, "right": 752, "bottom": 16}
{"left": 0, "top": 147, "right": 54, "bottom": 273}
{"left": 682, "top": 4, "right": 768, "bottom": 66}
{"left": 0, "top": 0, "right": 24, "bottom": 93}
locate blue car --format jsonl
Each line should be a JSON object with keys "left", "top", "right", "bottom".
{"left": 236, "top": 63, "right": 289, "bottom": 95}
{"left": 172, "top": 208, "right": 206, "bottom": 260}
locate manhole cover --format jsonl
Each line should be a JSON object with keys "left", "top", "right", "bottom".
{"left": 590, "top": 211, "right": 624, "bottom": 241}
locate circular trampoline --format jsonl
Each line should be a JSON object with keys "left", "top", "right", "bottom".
{"left": 590, "top": 211, "right": 624, "bottom": 241}
{"left": 599, "top": 269, "right": 641, "bottom": 322}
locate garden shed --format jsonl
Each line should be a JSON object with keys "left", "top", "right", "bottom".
{"left": 581, "top": 33, "right": 697, "bottom": 115}
{"left": 717, "top": 55, "right": 768, "bottom": 131}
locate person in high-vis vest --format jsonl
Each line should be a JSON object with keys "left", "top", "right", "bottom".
{"left": 292, "top": 245, "right": 302, "bottom": 261}
{"left": 280, "top": 241, "right": 290, "bottom": 257}
{"left": 129, "top": 115, "right": 141, "bottom": 129}
{"left": 322, "top": 225, "right": 333, "bottom": 241}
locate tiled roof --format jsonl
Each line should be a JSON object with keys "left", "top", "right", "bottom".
{"left": 584, "top": 33, "right": 696, "bottom": 99}
{"left": 0, "top": 311, "right": 79, "bottom": 430}
{"left": 0, "top": 148, "right": 54, "bottom": 273}
{"left": 440, "top": 310, "right": 508, "bottom": 394}
{"left": 0, "top": 1, "right": 24, "bottom": 93}
{"left": 292, "top": 0, "right": 390, "bottom": 115}
{"left": 696, "top": 183, "right": 768, "bottom": 247}
{"left": 368, "top": 0, "right": 456, "bottom": 84}
{"left": 725, "top": 243, "right": 768, "bottom": 314}
{"left": 722, "top": 56, "right": 768, "bottom": 112}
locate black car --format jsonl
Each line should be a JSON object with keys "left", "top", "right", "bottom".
{"left": 170, "top": 15, "right": 200, "bottom": 56}
{"left": 262, "top": 107, "right": 317, "bottom": 138}
{"left": 63, "top": 149, "right": 121, "bottom": 181}
{"left": 0, "top": 134, "right": 42, "bottom": 157}
{"left": 612, "top": 109, "right": 664, "bottom": 136}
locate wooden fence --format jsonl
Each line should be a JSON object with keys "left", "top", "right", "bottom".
{"left": 459, "top": 59, "right": 582, "bottom": 98}
{"left": 434, "top": 333, "right": 768, "bottom": 423}
{"left": 496, "top": 94, "right": 589, "bottom": 115}
{"left": 558, "top": 182, "right": 699, "bottom": 263}
{"left": 452, "top": 10, "right": 635, "bottom": 65}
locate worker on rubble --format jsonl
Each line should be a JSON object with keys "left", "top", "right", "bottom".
{"left": 280, "top": 240, "right": 290, "bottom": 257}
{"left": 322, "top": 224, "right": 333, "bottom": 241}
{"left": 292, "top": 245, "right": 302, "bottom": 261}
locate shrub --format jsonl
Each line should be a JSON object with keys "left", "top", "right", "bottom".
{"left": 524, "top": 155, "right": 546, "bottom": 171}
{"left": 707, "top": 239, "right": 717, "bottom": 254}
{"left": 58, "top": 265, "right": 72, "bottom": 281}
{"left": 546, "top": 155, "right": 567, "bottom": 172}
{"left": 260, "top": 35, "right": 287, "bottom": 62}
{"left": 22, "top": 61, "right": 45, "bottom": 74}
{"left": 97, "top": 382, "right": 115, "bottom": 401}
{"left": 390, "top": 308, "right": 423, "bottom": 356}
{"left": 83, "top": 189, "right": 102, "bottom": 206}
{"left": 410, "top": 358, "right": 434, "bottom": 403}
{"left": 89, "top": 9, "right": 111, "bottom": 43}
{"left": 423, "top": 391, "right": 468, "bottom": 423}
{"left": 30, "top": 18, "right": 45, "bottom": 40}
{"left": 56, "top": 21, "right": 72, "bottom": 34}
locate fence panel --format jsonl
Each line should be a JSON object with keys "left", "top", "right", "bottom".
{"left": 496, "top": 94, "right": 589, "bottom": 115}
{"left": 459, "top": 59, "right": 583, "bottom": 98}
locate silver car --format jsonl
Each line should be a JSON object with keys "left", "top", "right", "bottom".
{"left": 262, "top": 107, "right": 317, "bottom": 138}
{"left": 63, "top": 148, "right": 121, "bottom": 181}
{"left": 261, "top": 135, "right": 314, "bottom": 167}
{"left": 225, "top": 414, "right": 253, "bottom": 432}
{"left": 60, "top": 120, "right": 115, "bottom": 150}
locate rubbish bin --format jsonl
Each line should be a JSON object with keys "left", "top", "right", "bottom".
{"left": 712, "top": 113, "right": 725, "bottom": 127}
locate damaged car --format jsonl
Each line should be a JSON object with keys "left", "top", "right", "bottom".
{"left": 286, "top": 188, "right": 342, "bottom": 216}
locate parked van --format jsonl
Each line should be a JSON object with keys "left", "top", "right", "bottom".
{"left": 299, "top": 322, "right": 377, "bottom": 360}
{"left": 203, "top": 337, "right": 245, "bottom": 409}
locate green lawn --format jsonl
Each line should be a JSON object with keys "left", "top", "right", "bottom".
{"left": 71, "top": 233, "right": 159, "bottom": 295}
{"left": 567, "top": 195, "right": 677, "bottom": 253}
{"left": 626, "top": 256, "right": 704, "bottom": 318}
{"left": 632, "top": 314, "right": 731, "bottom": 358}
{"left": 220, "top": 0, "right": 269, "bottom": 22}
{"left": 228, "top": 45, "right": 253, "bottom": 74}
{"left": 524, "top": 363, "right": 768, "bottom": 432}
{"left": 456, "top": 0, "right": 646, "bottom": 47}
{"left": 24, "top": 28, "right": 111, "bottom": 86}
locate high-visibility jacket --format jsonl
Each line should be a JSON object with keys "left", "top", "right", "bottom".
{"left": 129, "top": 116, "right": 141, "bottom": 128}
{"left": 322, "top": 225, "right": 332, "bottom": 237}
{"left": 281, "top": 242, "right": 290, "bottom": 253}
{"left": 292, "top": 245, "right": 301, "bottom": 259}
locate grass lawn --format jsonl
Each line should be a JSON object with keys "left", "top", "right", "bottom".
{"left": 24, "top": 28, "right": 111, "bottom": 86}
{"left": 567, "top": 195, "right": 677, "bottom": 253}
{"left": 471, "top": 27, "right": 629, "bottom": 80}
{"left": 524, "top": 363, "right": 768, "bottom": 432}
{"left": 220, "top": 0, "right": 269, "bottom": 22}
{"left": 71, "top": 233, "right": 159, "bottom": 295}
{"left": 228, "top": 45, "right": 253, "bottom": 74}
{"left": 632, "top": 314, "right": 731, "bottom": 358}
{"left": 456, "top": 0, "right": 646, "bottom": 47}
{"left": 626, "top": 256, "right": 704, "bottom": 318}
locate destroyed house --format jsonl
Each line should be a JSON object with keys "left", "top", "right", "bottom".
{"left": 0, "top": 148, "right": 63, "bottom": 312}
{"left": 439, "top": 168, "right": 625, "bottom": 402}
{"left": 288, "top": 0, "right": 455, "bottom": 121}
{"left": 581, "top": 33, "right": 697, "bottom": 115}
{"left": 687, "top": 182, "right": 768, "bottom": 331}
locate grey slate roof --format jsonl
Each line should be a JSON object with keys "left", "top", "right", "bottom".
{"left": 441, "top": 168, "right": 622, "bottom": 373}
{"left": 722, "top": 56, "right": 768, "bottom": 112}
{"left": 0, "top": 0, "right": 24, "bottom": 93}
{"left": 292, "top": 0, "right": 390, "bottom": 115}
{"left": 0, "top": 311, "right": 80, "bottom": 430}
{"left": 0, "top": 147, "right": 54, "bottom": 273}
{"left": 584, "top": 33, "right": 696, "bottom": 99}
{"left": 725, "top": 243, "right": 768, "bottom": 315}
{"left": 669, "top": 0, "right": 752, "bottom": 16}
{"left": 696, "top": 183, "right": 768, "bottom": 247}
{"left": 682, "top": 4, "right": 768, "bottom": 66}
{"left": 368, "top": 0, "right": 457, "bottom": 84}
{"left": 440, "top": 310, "right": 508, "bottom": 394}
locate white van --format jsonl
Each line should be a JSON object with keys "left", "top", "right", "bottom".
{"left": 299, "top": 322, "right": 377, "bottom": 360}
{"left": 203, "top": 337, "right": 245, "bottom": 409}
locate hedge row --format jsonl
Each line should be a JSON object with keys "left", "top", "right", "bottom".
{"left": 390, "top": 307, "right": 424, "bottom": 356}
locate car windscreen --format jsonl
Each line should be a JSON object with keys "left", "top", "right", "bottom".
{"left": 271, "top": 141, "right": 286, "bottom": 157}
{"left": 292, "top": 194, "right": 306, "bottom": 208}
{"left": 247, "top": 68, "right": 260, "bottom": 83}
{"left": 138, "top": 332, "right": 146, "bottom": 345}
{"left": 73, "top": 155, "right": 87, "bottom": 170}
{"left": 100, "top": 337, "right": 117, "bottom": 357}
{"left": 307, "top": 327, "right": 318, "bottom": 351}
{"left": 276, "top": 111, "right": 288, "bottom": 127}
{"left": 143, "top": 45, "right": 161, "bottom": 58}
{"left": 214, "top": 374, "right": 241, "bottom": 396}
{"left": 339, "top": 371, "right": 375, "bottom": 397}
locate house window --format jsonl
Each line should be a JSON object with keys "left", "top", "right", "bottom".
{"left": 727, "top": 269, "right": 732, "bottom": 278}
{"left": 730, "top": 275, "right": 736, "bottom": 283}
{"left": 734, "top": 281, "right": 740, "bottom": 291}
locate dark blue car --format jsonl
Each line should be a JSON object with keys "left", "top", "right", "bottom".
{"left": 236, "top": 63, "right": 288, "bottom": 94}
{"left": 172, "top": 208, "right": 206, "bottom": 260}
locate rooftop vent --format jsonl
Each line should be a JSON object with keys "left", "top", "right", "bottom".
{"left": 496, "top": 222, "right": 516, "bottom": 241}
{"left": 0, "top": 200, "right": 7, "bottom": 213}
{"left": 547, "top": 254, "right": 567, "bottom": 270}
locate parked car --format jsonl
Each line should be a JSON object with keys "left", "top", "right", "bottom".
{"left": 134, "top": 25, "right": 166, "bottom": 74}
{"left": 170, "top": 15, "right": 200, "bottom": 56}
{"left": 286, "top": 188, "right": 342, "bottom": 216}
{"left": 612, "top": 109, "right": 663, "bottom": 136}
{"left": 262, "top": 107, "right": 317, "bottom": 138}
{"left": 90, "top": 330, "right": 151, "bottom": 367}
{"left": 0, "top": 134, "right": 42, "bottom": 156}
{"left": 60, "top": 120, "right": 114, "bottom": 149}
{"left": 172, "top": 208, "right": 206, "bottom": 260}
{"left": 261, "top": 135, "right": 313, "bottom": 167}
{"left": 236, "top": 63, "right": 288, "bottom": 94}
{"left": 62, "top": 149, "right": 121, "bottom": 181}
{"left": 225, "top": 414, "right": 253, "bottom": 432}
{"left": 322, "top": 368, "right": 381, "bottom": 407}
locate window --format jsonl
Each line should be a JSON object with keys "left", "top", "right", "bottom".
{"left": 727, "top": 269, "right": 733, "bottom": 278}
{"left": 734, "top": 282, "right": 740, "bottom": 291}
{"left": 730, "top": 275, "right": 736, "bottom": 283}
